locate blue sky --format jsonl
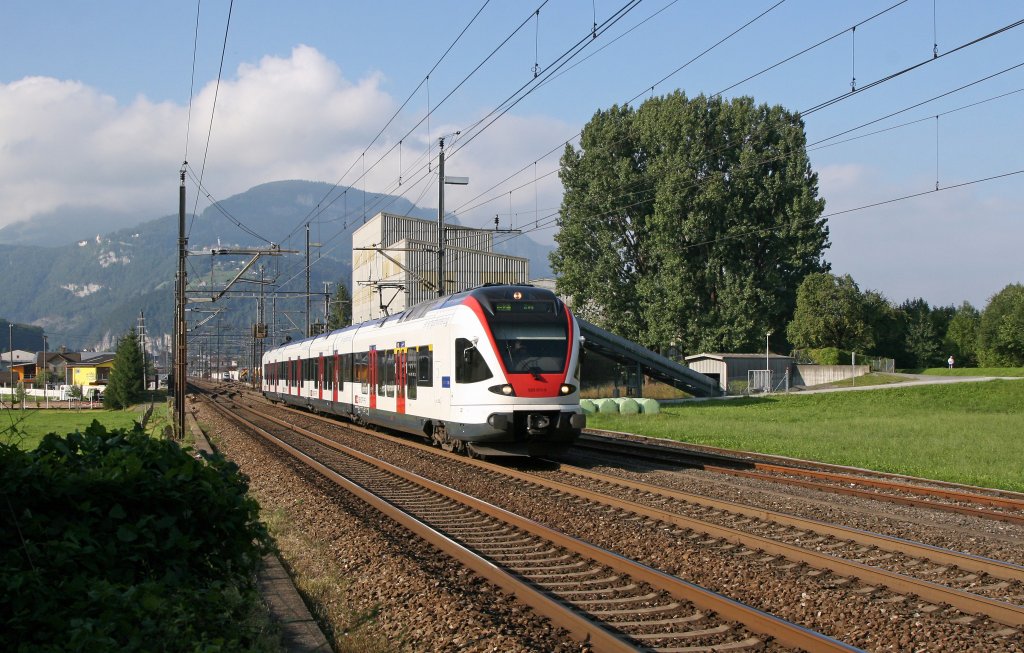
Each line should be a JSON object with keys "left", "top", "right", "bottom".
{"left": 2, "top": 0, "right": 1022, "bottom": 308}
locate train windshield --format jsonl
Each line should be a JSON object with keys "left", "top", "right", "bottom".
{"left": 491, "top": 321, "right": 568, "bottom": 374}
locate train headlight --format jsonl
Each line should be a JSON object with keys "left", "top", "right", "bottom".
{"left": 488, "top": 384, "right": 516, "bottom": 396}
{"left": 559, "top": 384, "right": 576, "bottom": 396}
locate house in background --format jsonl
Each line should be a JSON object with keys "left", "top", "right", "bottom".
{"left": 0, "top": 350, "right": 39, "bottom": 386}
{"left": 67, "top": 352, "right": 116, "bottom": 392}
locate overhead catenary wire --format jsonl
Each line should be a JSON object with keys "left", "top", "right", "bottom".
{"left": 442, "top": 76, "right": 1024, "bottom": 274}
{"left": 457, "top": 37, "right": 1024, "bottom": 240}
{"left": 801, "top": 17, "right": 1024, "bottom": 116}
{"left": 713, "top": 0, "right": 910, "bottom": 99}
{"left": 279, "top": 0, "right": 544, "bottom": 246}
{"left": 453, "top": 0, "right": 815, "bottom": 219}
{"left": 182, "top": 0, "right": 202, "bottom": 166}
{"left": 347, "top": 1, "right": 1022, "bottom": 287}
{"left": 273, "top": 0, "right": 763, "bottom": 295}
{"left": 218, "top": 3, "right": 1019, "bottom": 326}
{"left": 187, "top": 0, "right": 235, "bottom": 239}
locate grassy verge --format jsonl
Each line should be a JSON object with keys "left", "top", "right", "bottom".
{"left": 0, "top": 400, "right": 169, "bottom": 450}
{"left": 588, "top": 379, "right": 1024, "bottom": 492}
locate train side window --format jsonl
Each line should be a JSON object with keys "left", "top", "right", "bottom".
{"left": 342, "top": 353, "right": 352, "bottom": 384}
{"left": 455, "top": 338, "right": 493, "bottom": 384}
{"left": 354, "top": 351, "right": 368, "bottom": 392}
{"left": 385, "top": 350, "right": 395, "bottom": 397}
{"left": 417, "top": 346, "right": 432, "bottom": 387}
{"left": 375, "top": 351, "right": 384, "bottom": 396}
{"left": 406, "top": 353, "right": 417, "bottom": 400}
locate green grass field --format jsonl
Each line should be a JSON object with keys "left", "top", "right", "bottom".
{"left": 588, "top": 379, "right": 1024, "bottom": 492}
{"left": 0, "top": 403, "right": 166, "bottom": 450}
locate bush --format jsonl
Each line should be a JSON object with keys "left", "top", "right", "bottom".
{"left": 0, "top": 421, "right": 273, "bottom": 652}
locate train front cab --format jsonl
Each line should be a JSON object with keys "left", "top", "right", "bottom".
{"left": 451, "top": 287, "right": 586, "bottom": 457}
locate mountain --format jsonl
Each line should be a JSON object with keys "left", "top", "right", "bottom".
{"left": 0, "top": 180, "right": 555, "bottom": 355}
{"left": 0, "top": 205, "right": 145, "bottom": 247}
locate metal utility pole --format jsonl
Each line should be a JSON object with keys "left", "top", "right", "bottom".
{"left": 436, "top": 135, "right": 468, "bottom": 297}
{"left": 175, "top": 167, "right": 187, "bottom": 439}
{"left": 437, "top": 138, "right": 446, "bottom": 297}
{"left": 138, "top": 311, "right": 148, "bottom": 396}
{"left": 42, "top": 334, "right": 48, "bottom": 409}
{"left": 257, "top": 265, "right": 266, "bottom": 388}
{"left": 305, "top": 223, "right": 311, "bottom": 336}
{"left": 216, "top": 315, "right": 223, "bottom": 380}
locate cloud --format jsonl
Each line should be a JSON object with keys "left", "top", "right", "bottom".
{"left": 816, "top": 162, "right": 871, "bottom": 194}
{"left": 0, "top": 44, "right": 575, "bottom": 248}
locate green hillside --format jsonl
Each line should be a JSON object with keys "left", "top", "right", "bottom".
{"left": 0, "top": 180, "right": 554, "bottom": 354}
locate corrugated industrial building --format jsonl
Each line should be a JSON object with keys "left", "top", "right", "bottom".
{"left": 685, "top": 353, "right": 794, "bottom": 393}
{"left": 351, "top": 212, "right": 529, "bottom": 323}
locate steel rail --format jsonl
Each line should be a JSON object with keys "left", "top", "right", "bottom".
{"left": 583, "top": 430, "right": 1024, "bottom": 502}
{"left": 251, "top": 395, "right": 1024, "bottom": 586}
{"left": 207, "top": 394, "right": 861, "bottom": 652}
{"left": 237, "top": 394, "right": 1024, "bottom": 629}
{"left": 750, "top": 462, "right": 1024, "bottom": 512}
{"left": 576, "top": 434, "right": 1024, "bottom": 526}
{"left": 201, "top": 397, "right": 640, "bottom": 652}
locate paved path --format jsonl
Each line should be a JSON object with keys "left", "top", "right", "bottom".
{"left": 794, "top": 374, "right": 1023, "bottom": 395}
{"left": 667, "top": 373, "right": 1022, "bottom": 402}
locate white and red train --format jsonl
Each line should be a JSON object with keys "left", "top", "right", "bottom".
{"left": 261, "top": 284, "right": 586, "bottom": 456}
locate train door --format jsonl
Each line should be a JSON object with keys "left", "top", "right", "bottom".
{"left": 395, "top": 343, "right": 406, "bottom": 414}
{"left": 368, "top": 346, "right": 377, "bottom": 410}
{"left": 333, "top": 352, "right": 339, "bottom": 403}
{"left": 318, "top": 354, "right": 324, "bottom": 401}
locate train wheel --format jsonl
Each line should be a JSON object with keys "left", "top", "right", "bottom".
{"left": 431, "top": 423, "right": 466, "bottom": 454}
{"left": 431, "top": 423, "right": 448, "bottom": 449}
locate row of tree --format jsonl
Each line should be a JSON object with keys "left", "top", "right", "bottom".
{"left": 789, "top": 275, "right": 1024, "bottom": 368}
{"left": 553, "top": 92, "right": 1022, "bottom": 369}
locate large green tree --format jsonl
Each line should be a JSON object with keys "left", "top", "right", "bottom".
{"left": 787, "top": 273, "right": 873, "bottom": 351}
{"left": 327, "top": 281, "right": 352, "bottom": 330}
{"left": 554, "top": 92, "right": 829, "bottom": 354}
{"left": 104, "top": 328, "right": 144, "bottom": 409}
{"left": 944, "top": 301, "right": 980, "bottom": 367}
{"left": 977, "top": 283, "right": 1024, "bottom": 366}
{"left": 900, "top": 298, "right": 944, "bottom": 368}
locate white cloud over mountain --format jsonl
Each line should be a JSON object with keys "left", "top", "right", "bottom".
{"left": 0, "top": 45, "right": 571, "bottom": 236}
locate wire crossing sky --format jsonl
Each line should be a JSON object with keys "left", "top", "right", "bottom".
{"left": 1, "top": 0, "right": 1021, "bottom": 308}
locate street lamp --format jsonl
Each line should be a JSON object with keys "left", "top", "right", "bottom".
{"left": 437, "top": 134, "right": 468, "bottom": 297}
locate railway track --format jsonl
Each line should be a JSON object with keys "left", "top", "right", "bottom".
{"left": 258, "top": 400, "right": 1024, "bottom": 628}
{"left": 200, "top": 388, "right": 857, "bottom": 652}
{"left": 575, "top": 431, "right": 1024, "bottom": 527}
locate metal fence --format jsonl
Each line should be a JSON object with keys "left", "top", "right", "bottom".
{"left": 747, "top": 369, "right": 791, "bottom": 394}
{"left": 866, "top": 357, "right": 895, "bottom": 373}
